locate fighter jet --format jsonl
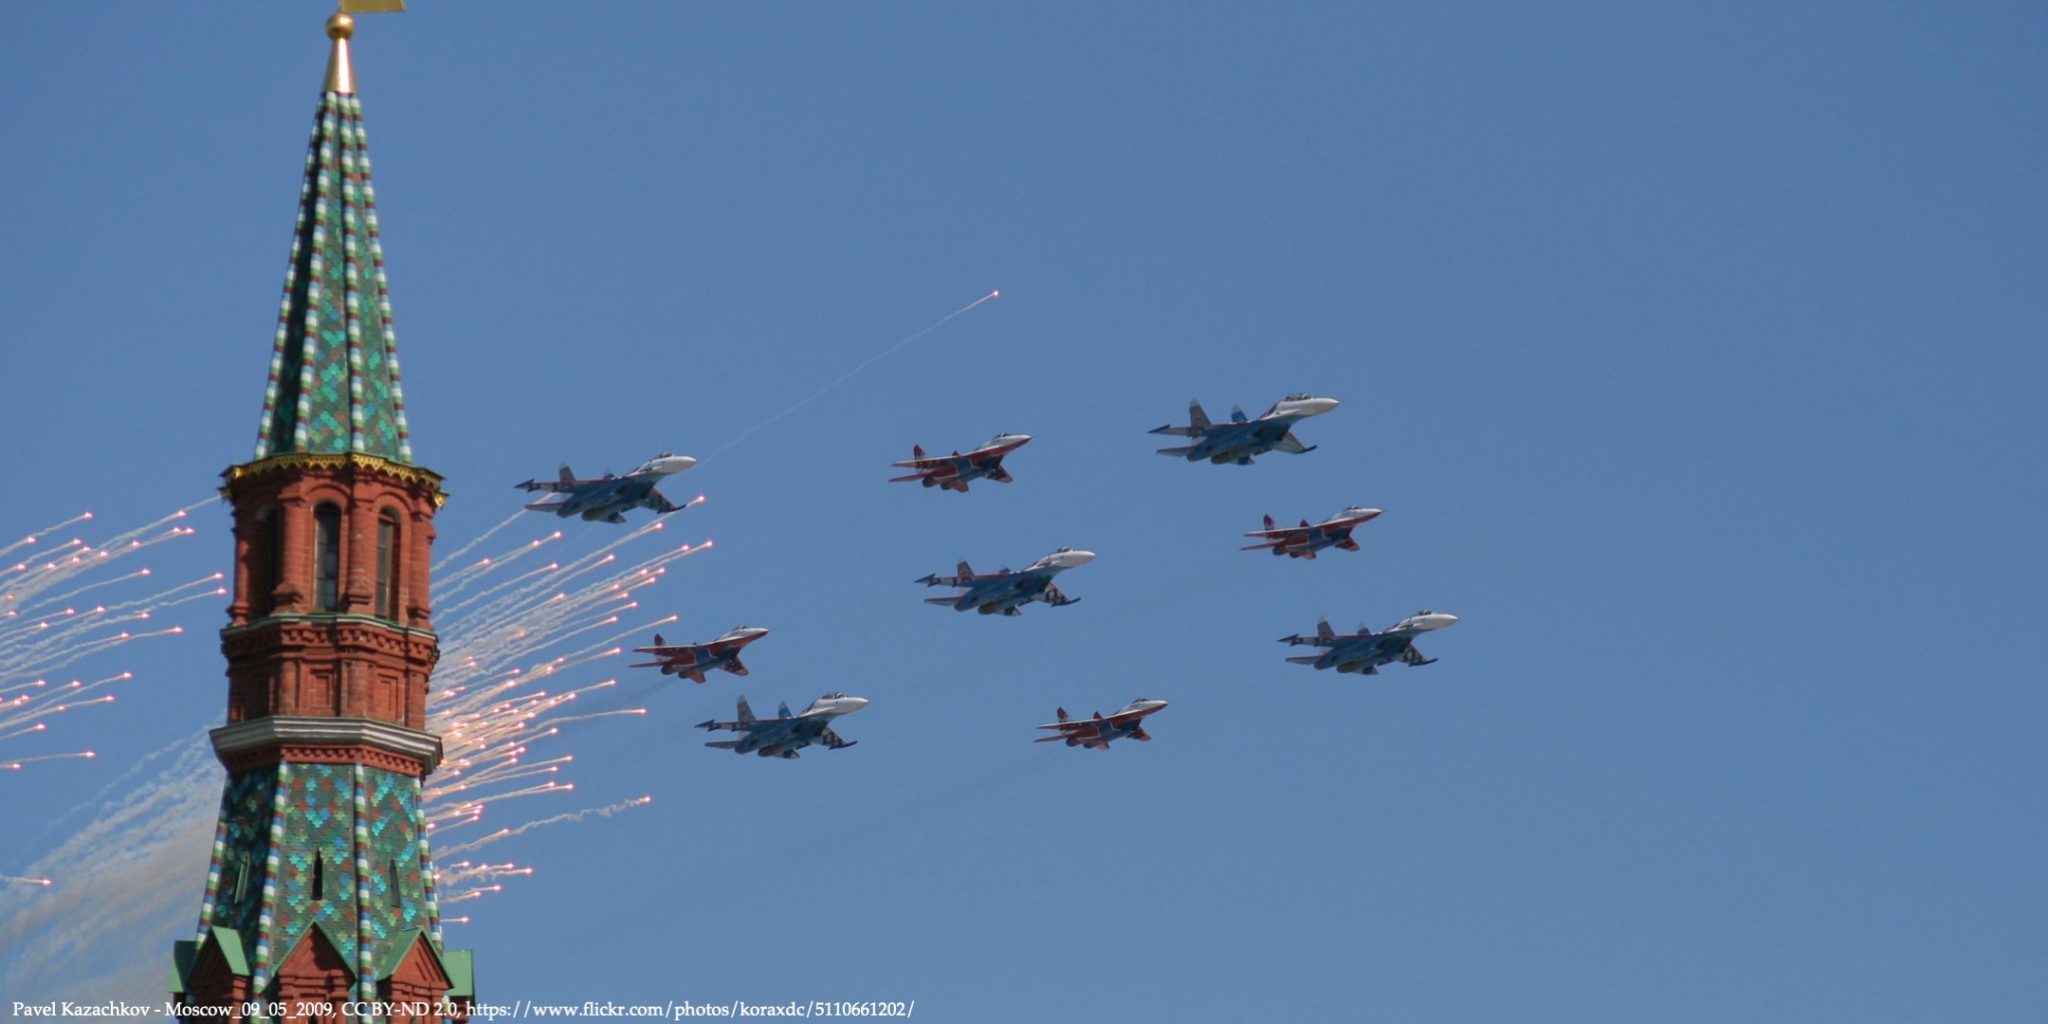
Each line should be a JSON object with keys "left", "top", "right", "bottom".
{"left": 889, "top": 433, "right": 1032, "bottom": 493}
{"left": 917, "top": 547, "right": 1095, "bottom": 616}
{"left": 696, "top": 692, "right": 867, "bottom": 759}
{"left": 515, "top": 452, "right": 697, "bottom": 524}
{"left": 1149, "top": 393, "right": 1340, "bottom": 465}
{"left": 1035, "top": 698, "right": 1168, "bottom": 750}
{"left": 629, "top": 626, "right": 769, "bottom": 683}
{"left": 1242, "top": 506, "right": 1383, "bottom": 559}
{"left": 1280, "top": 611, "right": 1458, "bottom": 675}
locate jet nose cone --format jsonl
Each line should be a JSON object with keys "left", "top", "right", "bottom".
{"left": 1053, "top": 549, "right": 1097, "bottom": 567}
{"left": 1416, "top": 612, "right": 1458, "bottom": 630}
{"left": 1300, "top": 397, "right": 1340, "bottom": 416}
{"left": 654, "top": 455, "right": 699, "bottom": 474}
{"left": 840, "top": 696, "right": 870, "bottom": 713}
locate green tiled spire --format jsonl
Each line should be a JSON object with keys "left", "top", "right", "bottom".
{"left": 253, "top": 68, "right": 413, "bottom": 464}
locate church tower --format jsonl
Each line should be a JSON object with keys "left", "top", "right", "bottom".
{"left": 171, "top": 11, "right": 475, "bottom": 1018}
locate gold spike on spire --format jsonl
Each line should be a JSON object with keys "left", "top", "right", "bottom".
{"left": 324, "top": 1, "right": 406, "bottom": 95}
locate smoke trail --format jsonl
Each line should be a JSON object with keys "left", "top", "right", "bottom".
{"left": 702, "top": 290, "right": 1000, "bottom": 461}
{"left": 435, "top": 796, "right": 652, "bottom": 856}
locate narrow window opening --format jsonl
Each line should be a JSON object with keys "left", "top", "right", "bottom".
{"left": 255, "top": 505, "right": 281, "bottom": 617}
{"left": 376, "top": 511, "right": 402, "bottom": 620}
{"left": 314, "top": 503, "right": 342, "bottom": 611}
{"left": 311, "top": 853, "right": 324, "bottom": 902}
{"left": 390, "top": 858, "right": 402, "bottom": 907}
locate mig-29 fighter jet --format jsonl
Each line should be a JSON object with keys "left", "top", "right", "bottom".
{"left": 1242, "top": 506, "right": 1383, "bottom": 559}
{"left": 1150, "top": 394, "right": 1340, "bottom": 465}
{"left": 917, "top": 547, "right": 1095, "bottom": 616}
{"left": 696, "top": 692, "right": 868, "bottom": 759}
{"left": 1035, "top": 698, "right": 1169, "bottom": 750}
{"left": 1279, "top": 611, "right": 1458, "bottom": 675}
{"left": 630, "top": 626, "right": 770, "bottom": 683}
{"left": 515, "top": 452, "right": 698, "bottom": 524}
{"left": 889, "top": 433, "right": 1032, "bottom": 493}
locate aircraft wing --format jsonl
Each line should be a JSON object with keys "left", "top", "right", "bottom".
{"left": 817, "top": 725, "right": 856, "bottom": 750}
{"left": 917, "top": 573, "right": 979, "bottom": 589}
{"left": 1273, "top": 431, "right": 1314, "bottom": 454}
{"left": 1148, "top": 423, "right": 1206, "bottom": 437}
{"left": 645, "top": 488, "right": 684, "bottom": 514}
{"left": 891, "top": 453, "right": 957, "bottom": 469}
{"left": 1242, "top": 526, "right": 1309, "bottom": 540}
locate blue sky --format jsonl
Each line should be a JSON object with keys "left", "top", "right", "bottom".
{"left": 3, "top": 2, "right": 2045, "bottom": 1019}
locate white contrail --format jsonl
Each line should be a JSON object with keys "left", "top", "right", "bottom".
{"left": 703, "top": 290, "right": 1000, "bottom": 460}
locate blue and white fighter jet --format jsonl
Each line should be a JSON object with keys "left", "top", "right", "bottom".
{"left": 515, "top": 452, "right": 698, "bottom": 524}
{"left": 917, "top": 547, "right": 1096, "bottom": 616}
{"left": 1150, "top": 393, "right": 1340, "bottom": 465}
{"left": 696, "top": 692, "right": 868, "bottom": 759}
{"left": 1280, "top": 611, "right": 1459, "bottom": 675}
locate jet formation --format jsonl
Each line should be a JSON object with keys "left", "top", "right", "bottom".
{"left": 1035, "top": 699, "right": 1169, "bottom": 750}
{"left": 516, "top": 452, "right": 697, "bottom": 524}
{"left": 917, "top": 547, "right": 1095, "bottom": 616}
{"left": 1242, "top": 506, "right": 1383, "bottom": 559}
{"left": 1279, "top": 611, "right": 1459, "bottom": 675}
{"left": 697, "top": 692, "right": 868, "bottom": 759}
{"left": 889, "top": 433, "right": 1032, "bottom": 492}
{"left": 537, "top": 385, "right": 1464, "bottom": 759}
{"left": 1150, "top": 394, "right": 1340, "bottom": 465}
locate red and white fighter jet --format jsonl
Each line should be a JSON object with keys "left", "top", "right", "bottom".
{"left": 1241, "top": 505, "right": 1383, "bottom": 560}
{"left": 889, "top": 433, "right": 1032, "bottom": 493}
{"left": 1035, "top": 698, "right": 1169, "bottom": 750}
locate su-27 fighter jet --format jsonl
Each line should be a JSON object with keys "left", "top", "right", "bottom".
{"left": 889, "top": 433, "right": 1032, "bottom": 493}
{"left": 917, "top": 547, "right": 1095, "bottom": 616}
{"left": 1150, "top": 393, "right": 1340, "bottom": 465}
{"left": 1280, "top": 611, "right": 1459, "bottom": 675}
{"left": 697, "top": 692, "right": 867, "bottom": 759}
{"left": 629, "top": 626, "right": 769, "bottom": 683}
{"left": 515, "top": 452, "right": 698, "bottom": 524}
{"left": 1035, "top": 698, "right": 1168, "bottom": 750}
{"left": 1242, "top": 506, "right": 1384, "bottom": 559}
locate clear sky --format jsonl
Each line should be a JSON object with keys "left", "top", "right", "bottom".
{"left": 3, "top": 2, "right": 2044, "bottom": 1020}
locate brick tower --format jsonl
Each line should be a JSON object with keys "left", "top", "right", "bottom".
{"left": 170, "top": 10, "right": 475, "bottom": 1018}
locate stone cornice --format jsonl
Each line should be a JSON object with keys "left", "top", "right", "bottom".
{"left": 220, "top": 453, "right": 447, "bottom": 507}
{"left": 211, "top": 716, "right": 443, "bottom": 773}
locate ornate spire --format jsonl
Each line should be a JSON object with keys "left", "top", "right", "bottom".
{"left": 253, "top": 10, "right": 414, "bottom": 465}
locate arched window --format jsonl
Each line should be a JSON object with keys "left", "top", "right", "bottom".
{"left": 314, "top": 503, "right": 342, "bottom": 612}
{"left": 376, "top": 510, "right": 402, "bottom": 620}
{"left": 255, "top": 505, "right": 282, "bottom": 617}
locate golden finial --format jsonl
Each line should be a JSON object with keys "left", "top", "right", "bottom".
{"left": 325, "top": 1, "right": 406, "bottom": 95}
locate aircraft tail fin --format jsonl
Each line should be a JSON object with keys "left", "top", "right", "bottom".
{"left": 913, "top": 444, "right": 926, "bottom": 459}
{"left": 1230, "top": 404, "right": 1248, "bottom": 423}
{"left": 558, "top": 464, "right": 575, "bottom": 483}
{"left": 1187, "top": 400, "right": 1211, "bottom": 430}
{"left": 1263, "top": 514, "right": 1276, "bottom": 531}
{"left": 1300, "top": 518, "right": 1312, "bottom": 528}
{"left": 651, "top": 633, "right": 665, "bottom": 648}
{"left": 1056, "top": 707, "right": 1069, "bottom": 723}
{"left": 1316, "top": 619, "right": 1336, "bottom": 640}
{"left": 735, "top": 696, "right": 756, "bottom": 724}
{"left": 956, "top": 559, "right": 974, "bottom": 578}
{"left": 777, "top": 700, "right": 793, "bottom": 719}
